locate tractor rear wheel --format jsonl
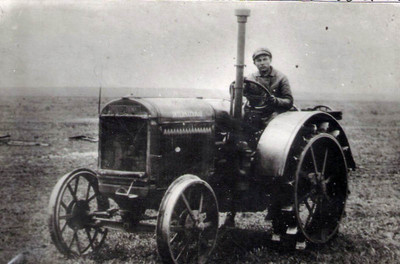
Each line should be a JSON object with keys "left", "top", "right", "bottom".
{"left": 271, "top": 133, "right": 348, "bottom": 246}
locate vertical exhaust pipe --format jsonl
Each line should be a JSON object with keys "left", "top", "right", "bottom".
{"left": 233, "top": 9, "right": 250, "bottom": 119}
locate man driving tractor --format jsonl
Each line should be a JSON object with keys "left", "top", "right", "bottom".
{"left": 244, "top": 47, "right": 294, "bottom": 128}
{"left": 225, "top": 47, "right": 294, "bottom": 227}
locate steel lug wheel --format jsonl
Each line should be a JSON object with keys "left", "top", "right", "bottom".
{"left": 48, "top": 168, "right": 109, "bottom": 257}
{"left": 295, "top": 133, "right": 348, "bottom": 244}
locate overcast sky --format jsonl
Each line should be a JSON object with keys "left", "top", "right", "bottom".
{"left": 0, "top": 0, "right": 399, "bottom": 99}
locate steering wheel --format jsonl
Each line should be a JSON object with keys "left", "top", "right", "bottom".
{"left": 311, "top": 105, "right": 333, "bottom": 112}
{"left": 230, "top": 79, "right": 272, "bottom": 108}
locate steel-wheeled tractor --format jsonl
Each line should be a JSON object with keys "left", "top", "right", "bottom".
{"left": 48, "top": 9, "right": 356, "bottom": 263}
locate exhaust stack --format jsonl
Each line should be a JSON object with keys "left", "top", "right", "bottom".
{"left": 233, "top": 9, "right": 250, "bottom": 119}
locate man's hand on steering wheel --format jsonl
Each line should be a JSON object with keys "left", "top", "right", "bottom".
{"left": 265, "top": 94, "right": 277, "bottom": 106}
{"left": 230, "top": 79, "right": 274, "bottom": 109}
{"left": 242, "top": 79, "right": 273, "bottom": 109}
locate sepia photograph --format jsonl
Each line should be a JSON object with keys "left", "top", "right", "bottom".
{"left": 0, "top": 0, "right": 399, "bottom": 263}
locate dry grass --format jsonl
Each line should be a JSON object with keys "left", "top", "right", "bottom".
{"left": 0, "top": 96, "right": 399, "bottom": 263}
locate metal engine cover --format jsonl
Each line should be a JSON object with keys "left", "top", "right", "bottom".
{"left": 99, "top": 97, "right": 218, "bottom": 190}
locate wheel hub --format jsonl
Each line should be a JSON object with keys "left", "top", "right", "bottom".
{"left": 184, "top": 211, "right": 204, "bottom": 230}
{"left": 316, "top": 173, "right": 330, "bottom": 200}
{"left": 66, "top": 200, "right": 91, "bottom": 230}
{"left": 309, "top": 172, "right": 329, "bottom": 199}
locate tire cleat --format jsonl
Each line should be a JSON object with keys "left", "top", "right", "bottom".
{"left": 319, "top": 122, "right": 330, "bottom": 132}
{"left": 286, "top": 226, "right": 298, "bottom": 235}
{"left": 281, "top": 205, "right": 294, "bottom": 212}
{"left": 330, "top": 130, "right": 340, "bottom": 138}
{"left": 285, "top": 180, "right": 295, "bottom": 187}
{"left": 271, "top": 233, "right": 280, "bottom": 242}
{"left": 296, "top": 241, "right": 307, "bottom": 250}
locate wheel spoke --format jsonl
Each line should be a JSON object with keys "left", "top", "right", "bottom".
{"left": 310, "top": 145, "right": 319, "bottom": 174}
{"left": 170, "top": 230, "right": 187, "bottom": 247}
{"left": 175, "top": 242, "right": 189, "bottom": 261}
{"left": 304, "top": 198, "right": 313, "bottom": 215}
{"left": 181, "top": 193, "right": 197, "bottom": 222}
{"left": 199, "top": 192, "right": 204, "bottom": 213}
{"left": 87, "top": 194, "right": 96, "bottom": 203}
{"left": 60, "top": 221, "right": 68, "bottom": 234}
{"left": 322, "top": 148, "right": 329, "bottom": 176}
{"left": 323, "top": 174, "right": 332, "bottom": 185}
{"left": 59, "top": 214, "right": 72, "bottom": 220}
{"left": 318, "top": 196, "right": 324, "bottom": 217}
{"left": 170, "top": 233, "right": 179, "bottom": 244}
{"left": 60, "top": 201, "right": 68, "bottom": 210}
{"left": 93, "top": 229, "right": 99, "bottom": 238}
{"left": 68, "top": 230, "right": 77, "bottom": 250}
{"left": 324, "top": 192, "right": 331, "bottom": 202}
{"left": 67, "top": 183, "right": 78, "bottom": 201}
{"left": 85, "top": 228, "right": 95, "bottom": 250}
{"left": 85, "top": 228, "right": 92, "bottom": 242}
{"left": 75, "top": 231, "right": 82, "bottom": 254}
{"left": 91, "top": 229, "right": 99, "bottom": 249}
{"left": 85, "top": 182, "right": 91, "bottom": 201}
{"left": 197, "top": 233, "right": 205, "bottom": 262}
{"left": 305, "top": 203, "right": 316, "bottom": 227}
{"left": 298, "top": 191, "right": 313, "bottom": 204}
{"left": 170, "top": 225, "right": 185, "bottom": 233}
{"left": 97, "top": 227, "right": 106, "bottom": 234}
{"left": 74, "top": 176, "right": 80, "bottom": 198}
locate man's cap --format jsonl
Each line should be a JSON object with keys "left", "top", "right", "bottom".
{"left": 252, "top": 48, "right": 272, "bottom": 60}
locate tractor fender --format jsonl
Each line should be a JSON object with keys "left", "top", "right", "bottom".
{"left": 255, "top": 111, "right": 356, "bottom": 178}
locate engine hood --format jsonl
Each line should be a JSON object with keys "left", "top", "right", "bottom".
{"left": 101, "top": 97, "right": 230, "bottom": 124}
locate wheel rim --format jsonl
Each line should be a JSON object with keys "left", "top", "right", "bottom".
{"left": 49, "top": 170, "right": 109, "bottom": 256}
{"left": 157, "top": 175, "right": 219, "bottom": 264}
{"left": 295, "top": 134, "right": 347, "bottom": 243}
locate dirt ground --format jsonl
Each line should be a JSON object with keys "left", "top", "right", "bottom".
{"left": 0, "top": 96, "right": 399, "bottom": 263}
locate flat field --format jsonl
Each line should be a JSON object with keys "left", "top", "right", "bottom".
{"left": 0, "top": 96, "right": 399, "bottom": 263}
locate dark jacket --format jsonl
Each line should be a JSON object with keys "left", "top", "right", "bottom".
{"left": 247, "top": 67, "right": 293, "bottom": 113}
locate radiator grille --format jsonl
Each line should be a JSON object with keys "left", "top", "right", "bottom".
{"left": 100, "top": 117, "right": 147, "bottom": 172}
{"left": 163, "top": 126, "right": 212, "bottom": 135}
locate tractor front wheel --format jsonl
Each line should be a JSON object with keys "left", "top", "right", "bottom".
{"left": 48, "top": 168, "right": 109, "bottom": 257}
{"left": 157, "top": 174, "right": 219, "bottom": 264}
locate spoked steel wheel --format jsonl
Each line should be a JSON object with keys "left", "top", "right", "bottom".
{"left": 295, "top": 134, "right": 348, "bottom": 243}
{"left": 269, "top": 128, "right": 348, "bottom": 248}
{"left": 157, "top": 174, "right": 219, "bottom": 264}
{"left": 48, "top": 168, "right": 109, "bottom": 257}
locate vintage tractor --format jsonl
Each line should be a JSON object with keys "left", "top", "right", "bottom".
{"left": 48, "top": 9, "right": 355, "bottom": 264}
